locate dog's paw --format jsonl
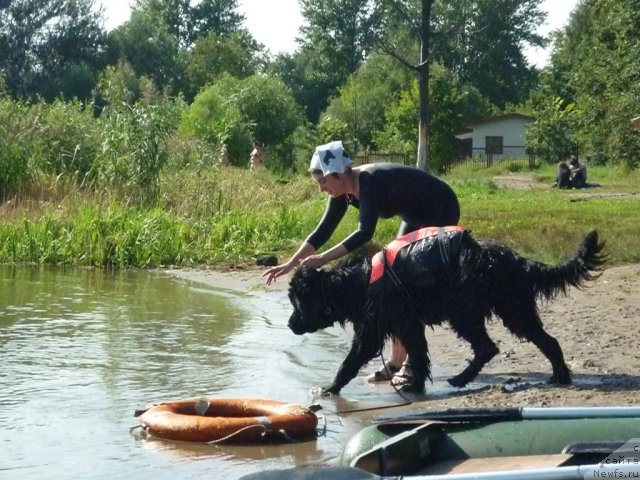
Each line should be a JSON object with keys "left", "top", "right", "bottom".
{"left": 311, "top": 385, "right": 340, "bottom": 397}
{"left": 399, "top": 383, "right": 425, "bottom": 394}
{"left": 447, "top": 374, "right": 471, "bottom": 388}
{"left": 548, "top": 372, "right": 572, "bottom": 385}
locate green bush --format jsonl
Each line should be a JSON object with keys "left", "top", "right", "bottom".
{"left": 0, "top": 97, "right": 38, "bottom": 198}
{"left": 179, "top": 73, "right": 303, "bottom": 168}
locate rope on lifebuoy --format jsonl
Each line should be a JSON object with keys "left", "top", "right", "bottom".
{"left": 203, "top": 413, "right": 327, "bottom": 444}
{"left": 205, "top": 424, "right": 271, "bottom": 444}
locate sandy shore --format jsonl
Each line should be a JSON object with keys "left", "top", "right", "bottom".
{"left": 167, "top": 263, "right": 640, "bottom": 409}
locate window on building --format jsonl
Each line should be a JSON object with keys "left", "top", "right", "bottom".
{"left": 485, "top": 136, "right": 503, "bottom": 154}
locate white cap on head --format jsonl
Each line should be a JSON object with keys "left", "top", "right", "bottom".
{"left": 309, "top": 140, "right": 352, "bottom": 175}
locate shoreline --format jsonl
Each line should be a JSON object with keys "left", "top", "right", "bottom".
{"left": 166, "top": 263, "right": 640, "bottom": 409}
{"left": 164, "top": 265, "right": 289, "bottom": 292}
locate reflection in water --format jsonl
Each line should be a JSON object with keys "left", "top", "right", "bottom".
{"left": 1, "top": 266, "right": 420, "bottom": 479}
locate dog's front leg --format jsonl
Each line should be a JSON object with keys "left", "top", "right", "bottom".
{"left": 321, "top": 343, "right": 375, "bottom": 396}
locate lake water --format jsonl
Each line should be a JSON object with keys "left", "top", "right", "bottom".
{"left": 0, "top": 267, "right": 443, "bottom": 479}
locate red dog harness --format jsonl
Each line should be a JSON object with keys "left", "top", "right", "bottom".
{"left": 370, "top": 226, "right": 465, "bottom": 284}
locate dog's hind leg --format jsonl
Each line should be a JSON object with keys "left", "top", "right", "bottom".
{"left": 447, "top": 315, "right": 499, "bottom": 388}
{"left": 496, "top": 303, "right": 571, "bottom": 385}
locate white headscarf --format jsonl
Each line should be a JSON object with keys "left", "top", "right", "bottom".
{"left": 309, "top": 140, "right": 352, "bottom": 175}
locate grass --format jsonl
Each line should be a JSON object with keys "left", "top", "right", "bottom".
{"left": 0, "top": 162, "right": 639, "bottom": 268}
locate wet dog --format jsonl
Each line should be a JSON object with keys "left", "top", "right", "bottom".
{"left": 287, "top": 228, "right": 605, "bottom": 395}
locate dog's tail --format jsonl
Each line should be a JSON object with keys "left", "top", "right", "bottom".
{"left": 530, "top": 230, "right": 606, "bottom": 300}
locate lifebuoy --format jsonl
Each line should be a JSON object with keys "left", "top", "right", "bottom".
{"left": 138, "top": 398, "right": 318, "bottom": 443}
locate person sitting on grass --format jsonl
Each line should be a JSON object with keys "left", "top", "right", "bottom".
{"left": 568, "top": 155, "right": 587, "bottom": 189}
{"left": 554, "top": 162, "right": 571, "bottom": 189}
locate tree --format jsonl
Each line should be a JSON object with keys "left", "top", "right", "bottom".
{"left": 376, "top": 0, "right": 435, "bottom": 170}
{"left": 291, "top": 0, "right": 384, "bottom": 123}
{"left": 375, "top": 63, "right": 491, "bottom": 171}
{"left": 182, "top": 30, "right": 263, "bottom": 100}
{"left": 180, "top": 74, "right": 303, "bottom": 166}
{"left": 268, "top": 50, "right": 337, "bottom": 124}
{"left": 107, "top": 10, "right": 181, "bottom": 93}
{"left": 431, "top": 0, "right": 545, "bottom": 108}
{"left": 323, "top": 52, "right": 414, "bottom": 150}
{"left": 130, "top": 0, "right": 244, "bottom": 48}
{"left": 111, "top": 0, "right": 252, "bottom": 97}
{"left": 0, "top": 0, "right": 107, "bottom": 99}
{"left": 535, "top": 0, "right": 640, "bottom": 167}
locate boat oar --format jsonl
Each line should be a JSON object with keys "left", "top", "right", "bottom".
{"left": 375, "top": 406, "right": 640, "bottom": 424}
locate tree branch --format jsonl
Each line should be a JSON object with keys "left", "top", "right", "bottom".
{"left": 378, "top": 39, "right": 419, "bottom": 71}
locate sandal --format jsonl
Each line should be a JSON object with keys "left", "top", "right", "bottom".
{"left": 390, "top": 363, "right": 413, "bottom": 386}
{"left": 366, "top": 361, "right": 401, "bottom": 383}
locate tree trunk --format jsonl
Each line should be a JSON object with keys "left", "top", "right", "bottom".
{"left": 416, "top": 0, "right": 433, "bottom": 171}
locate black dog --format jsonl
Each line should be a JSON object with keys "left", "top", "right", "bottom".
{"left": 287, "top": 227, "right": 605, "bottom": 395}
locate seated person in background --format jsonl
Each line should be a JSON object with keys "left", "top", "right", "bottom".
{"left": 554, "top": 162, "right": 571, "bottom": 188}
{"left": 568, "top": 155, "right": 587, "bottom": 188}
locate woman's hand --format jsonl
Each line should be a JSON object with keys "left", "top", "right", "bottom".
{"left": 262, "top": 262, "right": 295, "bottom": 285}
{"left": 299, "top": 254, "right": 327, "bottom": 269}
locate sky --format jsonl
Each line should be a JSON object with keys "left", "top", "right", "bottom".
{"left": 100, "top": 0, "right": 577, "bottom": 68}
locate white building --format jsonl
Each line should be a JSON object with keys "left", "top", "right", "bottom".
{"left": 455, "top": 113, "right": 534, "bottom": 161}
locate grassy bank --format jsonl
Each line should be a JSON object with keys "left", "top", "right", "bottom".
{"left": 1, "top": 163, "right": 639, "bottom": 268}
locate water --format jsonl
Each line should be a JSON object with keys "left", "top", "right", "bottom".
{"left": 0, "top": 267, "right": 428, "bottom": 479}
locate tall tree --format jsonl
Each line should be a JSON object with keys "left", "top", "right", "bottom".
{"left": 182, "top": 30, "right": 263, "bottom": 100}
{"left": 108, "top": 10, "right": 181, "bottom": 93}
{"left": 294, "top": 0, "right": 384, "bottom": 122}
{"left": 532, "top": 0, "right": 640, "bottom": 167}
{"left": 0, "top": 0, "right": 107, "bottom": 99}
{"left": 431, "top": 0, "right": 545, "bottom": 108}
{"left": 131, "top": 0, "right": 244, "bottom": 48}
{"left": 376, "top": 0, "right": 434, "bottom": 170}
{"left": 373, "top": 0, "right": 545, "bottom": 169}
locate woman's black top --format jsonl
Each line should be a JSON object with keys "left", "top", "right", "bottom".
{"left": 306, "top": 163, "right": 460, "bottom": 252}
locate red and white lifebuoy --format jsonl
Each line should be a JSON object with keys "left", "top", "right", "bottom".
{"left": 137, "top": 397, "right": 318, "bottom": 443}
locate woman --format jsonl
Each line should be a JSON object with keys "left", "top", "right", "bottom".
{"left": 263, "top": 140, "right": 461, "bottom": 384}
{"left": 568, "top": 155, "right": 587, "bottom": 188}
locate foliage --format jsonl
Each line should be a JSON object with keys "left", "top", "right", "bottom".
{"left": 284, "top": 0, "right": 384, "bottom": 123}
{"left": 0, "top": 0, "right": 107, "bottom": 100}
{"left": 524, "top": 97, "right": 579, "bottom": 163}
{"left": 537, "top": 0, "right": 640, "bottom": 167}
{"left": 0, "top": 97, "right": 34, "bottom": 198}
{"left": 324, "top": 52, "right": 414, "bottom": 150}
{"left": 92, "top": 68, "right": 185, "bottom": 204}
{"left": 107, "top": 10, "right": 182, "bottom": 93}
{"left": 108, "top": 0, "right": 249, "bottom": 96}
{"left": 182, "top": 30, "right": 263, "bottom": 100}
{"left": 431, "top": 0, "right": 545, "bottom": 108}
{"left": 180, "top": 74, "right": 303, "bottom": 167}
{"left": 268, "top": 50, "right": 335, "bottom": 124}
{"left": 374, "top": 64, "right": 492, "bottom": 171}
{"left": 131, "top": 0, "right": 245, "bottom": 48}
{"left": 178, "top": 78, "right": 254, "bottom": 166}
{"left": 32, "top": 100, "right": 100, "bottom": 180}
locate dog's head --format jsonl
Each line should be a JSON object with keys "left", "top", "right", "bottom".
{"left": 287, "top": 266, "right": 346, "bottom": 335}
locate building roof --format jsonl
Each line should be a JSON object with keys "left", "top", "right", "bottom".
{"left": 466, "top": 113, "right": 534, "bottom": 127}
